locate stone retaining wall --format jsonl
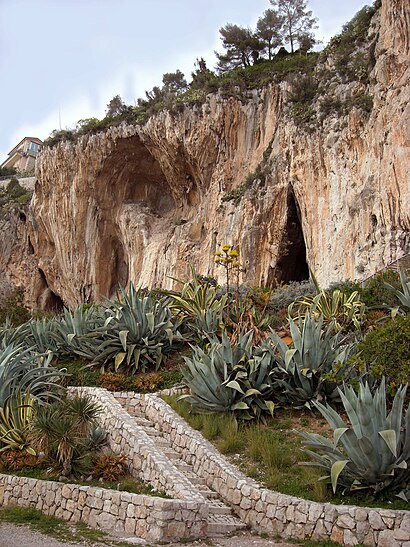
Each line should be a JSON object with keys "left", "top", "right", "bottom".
{"left": 68, "top": 387, "right": 206, "bottom": 505}
{"left": 116, "top": 391, "right": 410, "bottom": 547}
{"left": 0, "top": 474, "right": 205, "bottom": 542}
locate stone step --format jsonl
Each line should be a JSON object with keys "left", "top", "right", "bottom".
{"left": 206, "top": 513, "right": 247, "bottom": 536}
{"left": 119, "top": 399, "right": 247, "bottom": 536}
{"left": 199, "top": 487, "right": 219, "bottom": 499}
{"left": 183, "top": 473, "right": 206, "bottom": 486}
{"left": 207, "top": 498, "right": 233, "bottom": 515}
{"left": 163, "top": 448, "right": 182, "bottom": 460}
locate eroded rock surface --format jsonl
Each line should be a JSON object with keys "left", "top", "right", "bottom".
{"left": 1, "top": 0, "right": 409, "bottom": 309}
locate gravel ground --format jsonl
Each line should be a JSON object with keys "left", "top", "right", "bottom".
{"left": 0, "top": 524, "right": 297, "bottom": 547}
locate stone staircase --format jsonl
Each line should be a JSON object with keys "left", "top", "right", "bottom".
{"left": 116, "top": 398, "right": 247, "bottom": 537}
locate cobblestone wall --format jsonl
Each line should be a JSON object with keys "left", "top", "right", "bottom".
{"left": 0, "top": 474, "right": 205, "bottom": 541}
{"left": 118, "top": 391, "right": 410, "bottom": 547}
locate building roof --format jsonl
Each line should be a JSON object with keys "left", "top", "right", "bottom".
{"left": 8, "top": 137, "right": 43, "bottom": 156}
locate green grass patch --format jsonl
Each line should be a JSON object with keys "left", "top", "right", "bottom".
{"left": 164, "top": 396, "right": 409, "bottom": 511}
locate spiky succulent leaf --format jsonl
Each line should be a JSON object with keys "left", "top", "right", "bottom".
{"left": 300, "top": 378, "right": 410, "bottom": 497}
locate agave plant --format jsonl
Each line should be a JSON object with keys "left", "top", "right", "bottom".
{"left": 180, "top": 333, "right": 244, "bottom": 413}
{"left": 53, "top": 305, "right": 105, "bottom": 357}
{"left": 289, "top": 282, "right": 366, "bottom": 332}
{"left": 85, "top": 284, "right": 180, "bottom": 373}
{"left": 384, "top": 268, "right": 410, "bottom": 316}
{"left": 0, "top": 389, "right": 35, "bottom": 454}
{"left": 167, "top": 269, "right": 227, "bottom": 338}
{"left": 299, "top": 378, "right": 410, "bottom": 498}
{"left": 267, "top": 314, "right": 357, "bottom": 408}
{"left": 0, "top": 343, "right": 64, "bottom": 406}
{"left": 181, "top": 331, "right": 277, "bottom": 419}
{"left": 224, "top": 348, "right": 276, "bottom": 420}
{"left": 25, "top": 317, "right": 59, "bottom": 354}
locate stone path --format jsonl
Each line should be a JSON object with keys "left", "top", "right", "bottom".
{"left": 118, "top": 398, "right": 247, "bottom": 538}
{"left": 0, "top": 523, "right": 296, "bottom": 546}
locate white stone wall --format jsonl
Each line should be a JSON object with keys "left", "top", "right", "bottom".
{"left": 118, "top": 391, "right": 410, "bottom": 547}
{"left": 0, "top": 474, "right": 205, "bottom": 541}
{"left": 0, "top": 177, "right": 36, "bottom": 190}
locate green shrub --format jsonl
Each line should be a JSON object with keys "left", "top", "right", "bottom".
{"left": 268, "top": 280, "right": 316, "bottom": 312}
{"left": 358, "top": 315, "right": 410, "bottom": 397}
{"left": 360, "top": 269, "right": 403, "bottom": 308}
{"left": 0, "top": 292, "right": 31, "bottom": 327}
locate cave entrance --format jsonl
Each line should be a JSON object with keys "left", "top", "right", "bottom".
{"left": 270, "top": 191, "right": 309, "bottom": 285}
{"left": 37, "top": 269, "right": 64, "bottom": 313}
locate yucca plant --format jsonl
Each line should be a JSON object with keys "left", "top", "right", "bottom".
{"left": 0, "top": 389, "right": 35, "bottom": 454}
{"left": 384, "top": 268, "right": 410, "bottom": 316}
{"left": 268, "top": 314, "right": 357, "bottom": 408}
{"left": 299, "top": 378, "right": 410, "bottom": 499}
{"left": 30, "top": 395, "right": 102, "bottom": 477}
{"left": 181, "top": 332, "right": 277, "bottom": 419}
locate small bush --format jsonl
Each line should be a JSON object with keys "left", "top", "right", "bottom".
{"left": 0, "top": 291, "right": 31, "bottom": 327}
{"left": 358, "top": 315, "right": 410, "bottom": 397}
{"left": 92, "top": 452, "right": 129, "bottom": 481}
{"left": 268, "top": 280, "right": 315, "bottom": 312}
{"left": 360, "top": 269, "right": 402, "bottom": 308}
{"left": 0, "top": 450, "right": 40, "bottom": 471}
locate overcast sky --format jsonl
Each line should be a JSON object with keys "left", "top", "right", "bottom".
{"left": 0, "top": 0, "right": 369, "bottom": 162}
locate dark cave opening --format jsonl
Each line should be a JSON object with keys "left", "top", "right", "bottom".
{"left": 37, "top": 268, "right": 64, "bottom": 313}
{"left": 269, "top": 191, "right": 309, "bottom": 285}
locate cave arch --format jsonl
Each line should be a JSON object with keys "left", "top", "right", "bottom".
{"left": 268, "top": 190, "right": 309, "bottom": 285}
{"left": 93, "top": 135, "right": 176, "bottom": 298}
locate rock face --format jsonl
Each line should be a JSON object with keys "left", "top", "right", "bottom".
{"left": 2, "top": 0, "right": 409, "bottom": 309}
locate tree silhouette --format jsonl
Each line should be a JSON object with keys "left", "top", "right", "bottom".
{"left": 270, "top": 0, "right": 317, "bottom": 53}
{"left": 256, "top": 9, "right": 283, "bottom": 60}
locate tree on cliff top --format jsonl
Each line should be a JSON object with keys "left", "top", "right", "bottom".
{"left": 105, "top": 95, "right": 127, "bottom": 118}
{"left": 270, "top": 0, "right": 318, "bottom": 53}
{"left": 216, "top": 24, "right": 263, "bottom": 72}
{"left": 256, "top": 9, "right": 283, "bottom": 61}
{"left": 162, "top": 70, "right": 188, "bottom": 93}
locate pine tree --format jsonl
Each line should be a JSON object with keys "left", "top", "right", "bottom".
{"left": 270, "top": 0, "right": 317, "bottom": 53}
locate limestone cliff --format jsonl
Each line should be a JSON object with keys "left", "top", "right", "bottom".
{"left": 2, "top": 0, "right": 409, "bottom": 309}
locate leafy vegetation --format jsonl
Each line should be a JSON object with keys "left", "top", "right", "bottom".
{"left": 268, "top": 314, "right": 357, "bottom": 408}
{"left": 181, "top": 330, "right": 281, "bottom": 420}
{"left": 357, "top": 314, "right": 410, "bottom": 398}
{"left": 165, "top": 396, "right": 409, "bottom": 510}
{"left": 0, "top": 179, "right": 33, "bottom": 214}
{"left": 300, "top": 379, "right": 410, "bottom": 500}
{"left": 289, "top": 286, "right": 366, "bottom": 332}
